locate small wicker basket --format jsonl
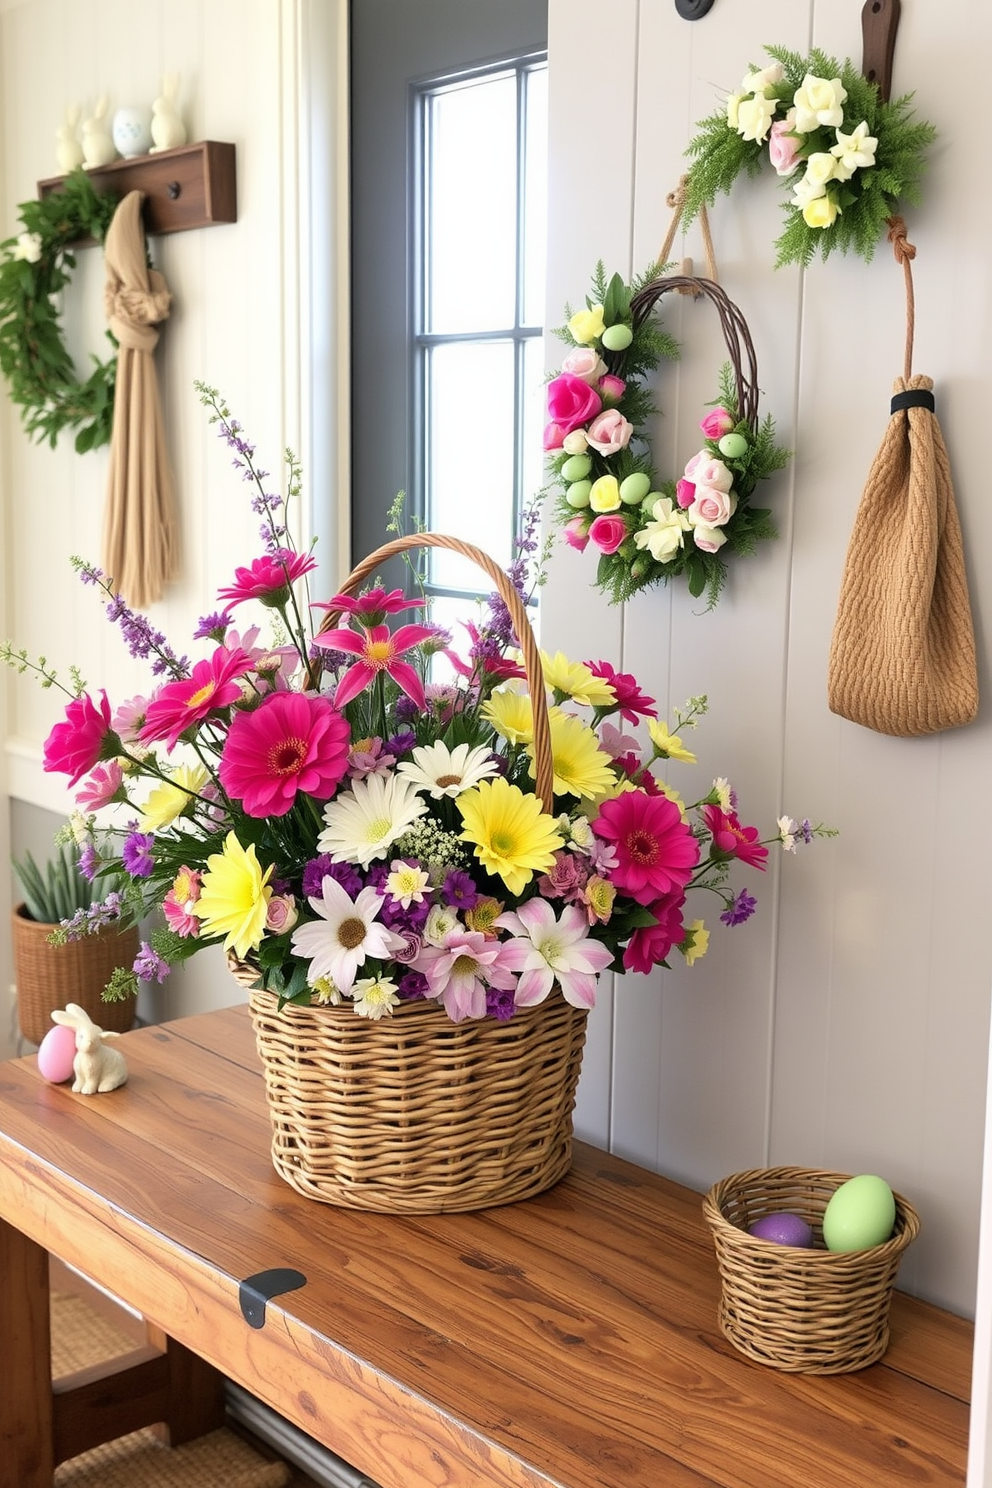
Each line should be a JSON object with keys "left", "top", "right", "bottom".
{"left": 12, "top": 905, "right": 138, "bottom": 1047}
{"left": 242, "top": 534, "right": 587, "bottom": 1213}
{"left": 702, "top": 1166, "right": 921, "bottom": 1374}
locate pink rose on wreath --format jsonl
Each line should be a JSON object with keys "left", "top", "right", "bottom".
{"left": 688, "top": 486, "right": 737, "bottom": 528}
{"left": 598, "top": 372, "right": 626, "bottom": 402}
{"left": 699, "top": 407, "right": 734, "bottom": 439}
{"left": 676, "top": 478, "right": 696, "bottom": 509}
{"left": 543, "top": 420, "right": 565, "bottom": 451}
{"left": 563, "top": 516, "right": 591, "bottom": 552}
{"left": 586, "top": 408, "right": 634, "bottom": 455}
{"left": 561, "top": 346, "right": 607, "bottom": 384}
{"left": 546, "top": 373, "right": 602, "bottom": 436}
{"left": 683, "top": 452, "right": 733, "bottom": 492}
{"left": 692, "top": 526, "right": 729, "bottom": 555}
{"left": 588, "top": 514, "right": 628, "bottom": 555}
{"left": 769, "top": 115, "right": 802, "bottom": 177}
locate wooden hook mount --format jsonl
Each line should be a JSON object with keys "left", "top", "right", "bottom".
{"left": 38, "top": 141, "right": 236, "bottom": 239}
{"left": 861, "top": 0, "right": 901, "bottom": 103}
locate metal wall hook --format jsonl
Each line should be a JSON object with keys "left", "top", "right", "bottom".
{"left": 675, "top": 0, "right": 715, "bottom": 18}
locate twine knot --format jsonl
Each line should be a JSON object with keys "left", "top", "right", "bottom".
{"left": 886, "top": 215, "right": 916, "bottom": 264}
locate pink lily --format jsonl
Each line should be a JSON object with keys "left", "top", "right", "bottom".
{"left": 312, "top": 623, "right": 434, "bottom": 709}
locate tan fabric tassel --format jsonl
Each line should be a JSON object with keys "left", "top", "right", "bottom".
{"left": 827, "top": 373, "right": 978, "bottom": 737}
{"left": 101, "top": 191, "right": 179, "bottom": 609}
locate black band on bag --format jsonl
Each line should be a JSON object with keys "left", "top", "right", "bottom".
{"left": 238, "top": 1267, "right": 307, "bottom": 1328}
{"left": 890, "top": 389, "right": 935, "bottom": 414}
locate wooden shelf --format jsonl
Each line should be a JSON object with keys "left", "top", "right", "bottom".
{"left": 37, "top": 140, "right": 237, "bottom": 237}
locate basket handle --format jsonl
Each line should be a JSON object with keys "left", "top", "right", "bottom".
{"left": 627, "top": 275, "right": 759, "bottom": 432}
{"left": 313, "top": 533, "right": 555, "bottom": 813}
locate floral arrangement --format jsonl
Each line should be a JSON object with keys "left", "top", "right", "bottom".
{"left": 3, "top": 385, "right": 832, "bottom": 1024}
{"left": 0, "top": 169, "right": 119, "bottom": 452}
{"left": 546, "top": 264, "right": 790, "bottom": 608}
{"left": 683, "top": 45, "right": 936, "bottom": 266}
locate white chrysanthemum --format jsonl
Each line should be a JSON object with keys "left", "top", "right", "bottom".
{"left": 351, "top": 975, "right": 401, "bottom": 1020}
{"left": 317, "top": 771, "right": 427, "bottom": 868}
{"left": 397, "top": 740, "right": 498, "bottom": 799}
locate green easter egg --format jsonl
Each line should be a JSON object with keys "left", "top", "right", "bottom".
{"left": 822, "top": 1175, "right": 896, "bottom": 1253}
{"left": 566, "top": 480, "right": 592, "bottom": 509}
{"left": 641, "top": 490, "right": 664, "bottom": 508}
{"left": 718, "top": 432, "right": 748, "bottom": 459}
{"left": 601, "top": 323, "right": 633, "bottom": 351}
{"left": 619, "top": 472, "right": 651, "bottom": 505}
{"left": 561, "top": 453, "right": 593, "bottom": 482}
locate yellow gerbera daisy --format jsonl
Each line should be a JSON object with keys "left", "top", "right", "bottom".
{"left": 481, "top": 685, "right": 534, "bottom": 745}
{"left": 682, "top": 920, "right": 710, "bottom": 966}
{"left": 140, "top": 763, "right": 210, "bottom": 831}
{"left": 193, "top": 832, "right": 273, "bottom": 960}
{"left": 534, "top": 710, "right": 617, "bottom": 799}
{"left": 540, "top": 651, "right": 617, "bottom": 709}
{"left": 647, "top": 718, "right": 697, "bottom": 763}
{"left": 456, "top": 777, "right": 563, "bottom": 896}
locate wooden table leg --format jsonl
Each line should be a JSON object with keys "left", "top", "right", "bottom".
{"left": 0, "top": 1217, "right": 54, "bottom": 1488}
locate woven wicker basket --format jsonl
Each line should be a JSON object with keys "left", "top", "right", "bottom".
{"left": 12, "top": 905, "right": 139, "bottom": 1047}
{"left": 241, "top": 533, "right": 588, "bottom": 1213}
{"left": 702, "top": 1166, "right": 921, "bottom": 1374}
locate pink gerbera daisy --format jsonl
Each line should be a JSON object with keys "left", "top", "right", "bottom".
{"left": 218, "top": 549, "right": 317, "bottom": 608}
{"left": 587, "top": 660, "right": 658, "bottom": 723}
{"left": 592, "top": 790, "right": 699, "bottom": 905}
{"left": 140, "top": 646, "right": 253, "bottom": 752}
{"left": 43, "top": 690, "right": 118, "bottom": 787}
{"left": 311, "top": 622, "right": 435, "bottom": 710}
{"left": 75, "top": 759, "right": 125, "bottom": 812}
{"left": 219, "top": 692, "right": 351, "bottom": 816}
{"left": 311, "top": 587, "right": 425, "bottom": 626}
{"left": 702, "top": 805, "right": 769, "bottom": 871}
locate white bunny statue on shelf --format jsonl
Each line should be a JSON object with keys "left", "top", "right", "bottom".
{"left": 50, "top": 1004, "right": 128, "bottom": 1095}
{"left": 55, "top": 106, "right": 84, "bottom": 174}
{"left": 150, "top": 73, "right": 187, "bottom": 153}
{"left": 81, "top": 95, "right": 117, "bottom": 169}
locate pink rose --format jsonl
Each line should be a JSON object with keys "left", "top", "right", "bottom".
{"left": 265, "top": 893, "right": 299, "bottom": 934}
{"left": 683, "top": 452, "right": 733, "bottom": 492}
{"left": 543, "top": 420, "right": 565, "bottom": 451}
{"left": 692, "top": 527, "right": 729, "bottom": 554}
{"left": 563, "top": 516, "right": 591, "bottom": 552}
{"left": 588, "top": 514, "right": 628, "bottom": 555}
{"left": 561, "top": 346, "right": 607, "bottom": 384}
{"left": 769, "top": 117, "right": 802, "bottom": 177}
{"left": 676, "top": 478, "right": 696, "bottom": 509}
{"left": 547, "top": 373, "right": 602, "bottom": 436}
{"left": 598, "top": 373, "right": 626, "bottom": 402}
{"left": 699, "top": 407, "right": 734, "bottom": 439}
{"left": 688, "top": 486, "right": 737, "bottom": 528}
{"left": 586, "top": 408, "right": 633, "bottom": 456}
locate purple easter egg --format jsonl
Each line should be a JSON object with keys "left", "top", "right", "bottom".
{"left": 748, "top": 1211, "right": 815, "bottom": 1248}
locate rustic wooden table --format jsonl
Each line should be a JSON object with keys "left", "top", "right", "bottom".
{"left": 0, "top": 1005, "right": 973, "bottom": 1488}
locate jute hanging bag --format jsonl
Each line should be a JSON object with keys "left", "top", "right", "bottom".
{"left": 236, "top": 534, "right": 589, "bottom": 1214}
{"left": 828, "top": 220, "right": 978, "bottom": 737}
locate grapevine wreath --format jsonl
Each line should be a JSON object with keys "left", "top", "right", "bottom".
{"left": 546, "top": 263, "right": 790, "bottom": 609}
{"left": 682, "top": 44, "right": 936, "bottom": 268}
{"left": 0, "top": 167, "right": 118, "bottom": 453}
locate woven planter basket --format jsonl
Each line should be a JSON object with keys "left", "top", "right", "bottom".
{"left": 702, "top": 1166, "right": 921, "bottom": 1374}
{"left": 239, "top": 533, "right": 589, "bottom": 1213}
{"left": 12, "top": 904, "right": 139, "bottom": 1047}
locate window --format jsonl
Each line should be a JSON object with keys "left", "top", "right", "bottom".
{"left": 413, "top": 55, "right": 547, "bottom": 634}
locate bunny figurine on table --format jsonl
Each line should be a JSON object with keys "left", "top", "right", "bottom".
{"left": 81, "top": 95, "right": 117, "bottom": 169}
{"left": 55, "top": 106, "right": 84, "bottom": 174}
{"left": 50, "top": 1004, "right": 128, "bottom": 1095}
{"left": 150, "top": 73, "right": 187, "bottom": 153}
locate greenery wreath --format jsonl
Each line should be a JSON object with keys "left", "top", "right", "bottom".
{"left": 545, "top": 263, "right": 790, "bottom": 609}
{"left": 0, "top": 168, "right": 119, "bottom": 453}
{"left": 682, "top": 45, "right": 936, "bottom": 268}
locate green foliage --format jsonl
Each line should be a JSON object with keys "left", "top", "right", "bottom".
{"left": 683, "top": 45, "right": 936, "bottom": 267}
{"left": 13, "top": 838, "right": 95, "bottom": 923}
{"left": 0, "top": 169, "right": 119, "bottom": 450}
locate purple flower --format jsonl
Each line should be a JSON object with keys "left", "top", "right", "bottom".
{"left": 134, "top": 941, "right": 171, "bottom": 983}
{"left": 193, "top": 609, "right": 233, "bottom": 642}
{"left": 301, "top": 855, "right": 362, "bottom": 900}
{"left": 386, "top": 730, "right": 417, "bottom": 757}
{"left": 78, "top": 843, "right": 99, "bottom": 881}
{"left": 122, "top": 831, "right": 155, "bottom": 878}
{"left": 442, "top": 870, "right": 479, "bottom": 911}
{"left": 720, "top": 888, "right": 757, "bottom": 927}
{"left": 486, "top": 984, "right": 517, "bottom": 1021}
{"left": 397, "top": 970, "right": 430, "bottom": 1001}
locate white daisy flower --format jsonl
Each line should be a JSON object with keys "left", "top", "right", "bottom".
{"left": 397, "top": 740, "right": 498, "bottom": 799}
{"left": 291, "top": 878, "right": 405, "bottom": 994}
{"left": 317, "top": 771, "right": 426, "bottom": 868}
{"left": 351, "top": 975, "right": 401, "bottom": 1020}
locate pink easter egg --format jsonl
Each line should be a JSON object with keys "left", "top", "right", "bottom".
{"left": 37, "top": 1023, "right": 77, "bottom": 1084}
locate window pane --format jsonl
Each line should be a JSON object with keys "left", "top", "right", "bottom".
{"left": 427, "top": 74, "right": 517, "bottom": 334}
{"left": 427, "top": 340, "right": 515, "bottom": 587}
{"left": 522, "top": 66, "right": 547, "bottom": 328}
{"left": 522, "top": 336, "right": 546, "bottom": 510}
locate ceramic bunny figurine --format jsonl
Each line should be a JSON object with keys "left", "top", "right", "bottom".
{"left": 81, "top": 95, "right": 117, "bottom": 169}
{"left": 150, "top": 74, "right": 187, "bottom": 152}
{"left": 50, "top": 1004, "right": 128, "bottom": 1095}
{"left": 55, "top": 106, "right": 84, "bottom": 174}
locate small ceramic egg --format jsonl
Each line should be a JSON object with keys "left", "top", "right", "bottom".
{"left": 749, "top": 1211, "right": 815, "bottom": 1248}
{"left": 561, "top": 453, "right": 592, "bottom": 483}
{"left": 619, "top": 472, "right": 651, "bottom": 505}
{"left": 601, "top": 323, "right": 633, "bottom": 351}
{"left": 37, "top": 1023, "right": 77, "bottom": 1084}
{"left": 822, "top": 1174, "right": 896, "bottom": 1253}
{"left": 717, "top": 431, "right": 749, "bottom": 460}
